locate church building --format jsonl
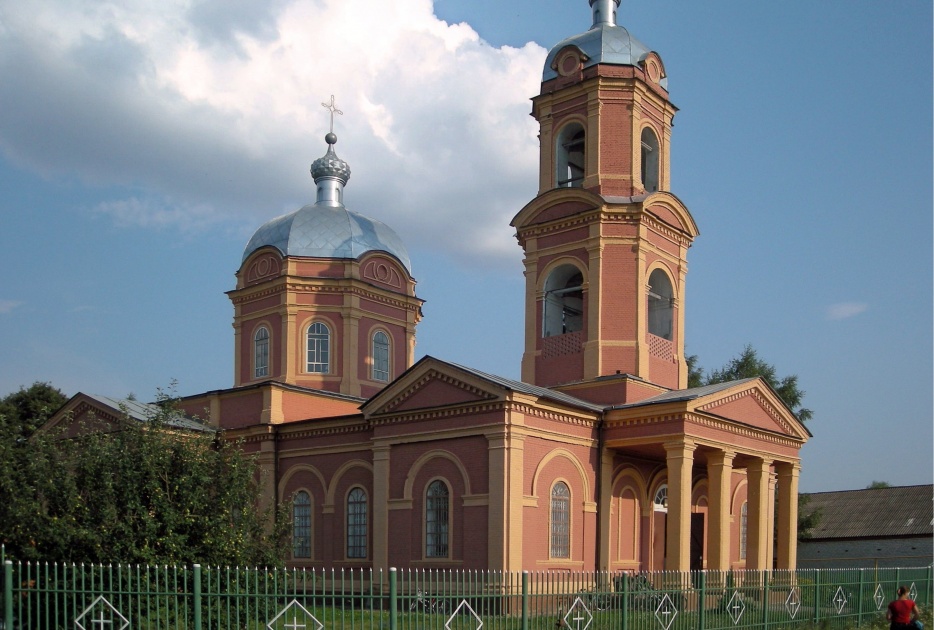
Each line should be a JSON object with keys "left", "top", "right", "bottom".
{"left": 54, "top": 0, "right": 810, "bottom": 574}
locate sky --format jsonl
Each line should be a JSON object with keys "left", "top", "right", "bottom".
{"left": 0, "top": 0, "right": 930, "bottom": 493}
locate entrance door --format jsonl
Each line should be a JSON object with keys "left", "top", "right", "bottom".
{"left": 690, "top": 513, "right": 705, "bottom": 571}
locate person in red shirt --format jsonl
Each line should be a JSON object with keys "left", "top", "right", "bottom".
{"left": 887, "top": 585, "right": 920, "bottom": 630}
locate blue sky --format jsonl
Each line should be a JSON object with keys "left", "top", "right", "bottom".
{"left": 0, "top": 1, "right": 930, "bottom": 492}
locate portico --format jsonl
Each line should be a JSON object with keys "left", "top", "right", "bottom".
{"left": 601, "top": 378, "right": 810, "bottom": 572}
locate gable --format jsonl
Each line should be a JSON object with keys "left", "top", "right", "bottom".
{"left": 696, "top": 385, "right": 804, "bottom": 439}
{"left": 373, "top": 369, "right": 497, "bottom": 415}
{"left": 40, "top": 395, "right": 128, "bottom": 439}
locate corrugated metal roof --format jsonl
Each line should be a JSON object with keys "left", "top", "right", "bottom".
{"left": 85, "top": 394, "right": 213, "bottom": 433}
{"left": 802, "top": 485, "right": 933, "bottom": 540}
{"left": 448, "top": 363, "right": 606, "bottom": 413}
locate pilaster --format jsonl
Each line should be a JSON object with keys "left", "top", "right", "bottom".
{"left": 372, "top": 444, "right": 391, "bottom": 572}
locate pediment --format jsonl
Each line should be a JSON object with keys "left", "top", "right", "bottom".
{"left": 511, "top": 188, "right": 604, "bottom": 230}
{"left": 39, "top": 393, "right": 129, "bottom": 439}
{"left": 362, "top": 357, "right": 502, "bottom": 417}
{"left": 642, "top": 191, "right": 699, "bottom": 238}
{"left": 691, "top": 381, "right": 809, "bottom": 441}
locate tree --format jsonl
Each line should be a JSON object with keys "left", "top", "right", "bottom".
{"left": 0, "top": 385, "right": 290, "bottom": 566}
{"left": 0, "top": 381, "right": 68, "bottom": 438}
{"left": 700, "top": 344, "right": 812, "bottom": 422}
{"left": 867, "top": 480, "right": 891, "bottom": 489}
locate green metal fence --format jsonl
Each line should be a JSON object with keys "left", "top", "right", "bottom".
{"left": 2, "top": 553, "right": 930, "bottom": 630}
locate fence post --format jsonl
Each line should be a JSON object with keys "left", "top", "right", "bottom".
{"left": 697, "top": 572, "right": 706, "bottom": 630}
{"left": 927, "top": 565, "right": 933, "bottom": 605}
{"left": 761, "top": 571, "right": 770, "bottom": 629}
{"left": 856, "top": 568, "right": 866, "bottom": 626}
{"left": 813, "top": 568, "right": 821, "bottom": 624}
{"left": 521, "top": 571, "right": 529, "bottom": 630}
{"left": 193, "top": 564, "right": 202, "bottom": 630}
{"left": 620, "top": 573, "right": 629, "bottom": 630}
{"left": 4, "top": 561, "right": 12, "bottom": 630}
{"left": 389, "top": 568, "right": 397, "bottom": 630}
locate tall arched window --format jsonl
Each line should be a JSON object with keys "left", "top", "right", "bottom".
{"left": 425, "top": 480, "right": 449, "bottom": 558}
{"left": 543, "top": 265, "right": 584, "bottom": 337}
{"left": 346, "top": 487, "right": 368, "bottom": 559}
{"left": 293, "top": 491, "right": 312, "bottom": 559}
{"left": 647, "top": 269, "right": 674, "bottom": 340}
{"left": 254, "top": 326, "right": 269, "bottom": 378}
{"left": 555, "top": 123, "right": 585, "bottom": 188}
{"left": 641, "top": 127, "right": 660, "bottom": 192}
{"left": 372, "top": 331, "right": 390, "bottom": 382}
{"left": 740, "top": 502, "right": 748, "bottom": 560}
{"left": 306, "top": 322, "right": 330, "bottom": 373}
{"left": 550, "top": 481, "right": 571, "bottom": 558}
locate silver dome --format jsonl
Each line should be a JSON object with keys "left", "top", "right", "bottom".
{"left": 542, "top": 1, "right": 666, "bottom": 88}
{"left": 243, "top": 131, "right": 412, "bottom": 273}
{"left": 242, "top": 204, "right": 412, "bottom": 273}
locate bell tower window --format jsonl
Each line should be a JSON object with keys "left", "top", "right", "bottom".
{"left": 556, "top": 123, "right": 585, "bottom": 188}
{"left": 648, "top": 269, "right": 674, "bottom": 340}
{"left": 543, "top": 265, "right": 584, "bottom": 337}
{"left": 641, "top": 127, "right": 660, "bottom": 192}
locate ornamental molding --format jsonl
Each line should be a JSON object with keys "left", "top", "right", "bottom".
{"left": 516, "top": 206, "right": 692, "bottom": 249}
{"left": 369, "top": 401, "right": 506, "bottom": 427}
{"left": 683, "top": 412, "right": 803, "bottom": 449}
{"left": 504, "top": 401, "right": 599, "bottom": 428}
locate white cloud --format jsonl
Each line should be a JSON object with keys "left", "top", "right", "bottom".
{"left": 0, "top": 0, "right": 545, "bottom": 267}
{"left": 826, "top": 302, "right": 868, "bottom": 321}
{"left": 0, "top": 300, "right": 23, "bottom": 314}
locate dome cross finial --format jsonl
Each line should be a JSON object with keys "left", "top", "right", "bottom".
{"left": 321, "top": 94, "right": 343, "bottom": 135}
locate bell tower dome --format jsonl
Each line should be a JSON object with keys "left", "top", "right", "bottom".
{"left": 511, "top": 1, "right": 698, "bottom": 398}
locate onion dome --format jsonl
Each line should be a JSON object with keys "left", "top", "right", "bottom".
{"left": 542, "top": 0, "right": 665, "bottom": 88}
{"left": 242, "top": 133, "right": 412, "bottom": 273}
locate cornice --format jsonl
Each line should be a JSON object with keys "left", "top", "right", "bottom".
{"left": 515, "top": 205, "right": 691, "bottom": 249}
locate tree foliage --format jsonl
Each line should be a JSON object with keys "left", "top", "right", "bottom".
{"left": 689, "top": 344, "right": 812, "bottom": 422}
{"left": 866, "top": 480, "right": 891, "bottom": 489}
{"left": 0, "top": 385, "right": 289, "bottom": 566}
{"left": 0, "top": 381, "right": 68, "bottom": 438}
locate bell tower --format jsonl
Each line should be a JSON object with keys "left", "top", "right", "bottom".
{"left": 511, "top": 0, "right": 698, "bottom": 397}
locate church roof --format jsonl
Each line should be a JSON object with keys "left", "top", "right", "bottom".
{"left": 542, "top": 1, "right": 664, "bottom": 86}
{"left": 801, "top": 485, "right": 933, "bottom": 540}
{"left": 242, "top": 204, "right": 412, "bottom": 272}
{"left": 609, "top": 378, "right": 758, "bottom": 409}
{"left": 242, "top": 129, "right": 412, "bottom": 273}
{"left": 450, "top": 362, "right": 606, "bottom": 412}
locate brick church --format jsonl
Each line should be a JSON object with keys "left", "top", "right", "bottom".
{"left": 53, "top": 0, "right": 810, "bottom": 573}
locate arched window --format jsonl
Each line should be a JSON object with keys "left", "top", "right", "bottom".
{"left": 306, "top": 322, "right": 330, "bottom": 373}
{"left": 253, "top": 326, "right": 269, "bottom": 378}
{"left": 555, "top": 123, "right": 585, "bottom": 188}
{"left": 740, "top": 502, "right": 748, "bottom": 560}
{"left": 641, "top": 127, "right": 660, "bottom": 192}
{"left": 543, "top": 265, "right": 584, "bottom": 337}
{"left": 653, "top": 484, "right": 669, "bottom": 512}
{"left": 425, "top": 480, "right": 449, "bottom": 558}
{"left": 293, "top": 491, "right": 312, "bottom": 559}
{"left": 647, "top": 269, "right": 674, "bottom": 340}
{"left": 372, "top": 331, "right": 390, "bottom": 382}
{"left": 550, "top": 481, "right": 571, "bottom": 558}
{"left": 346, "top": 487, "right": 368, "bottom": 559}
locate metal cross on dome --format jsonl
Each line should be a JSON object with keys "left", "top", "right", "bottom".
{"left": 321, "top": 94, "right": 343, "bottom": 133}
